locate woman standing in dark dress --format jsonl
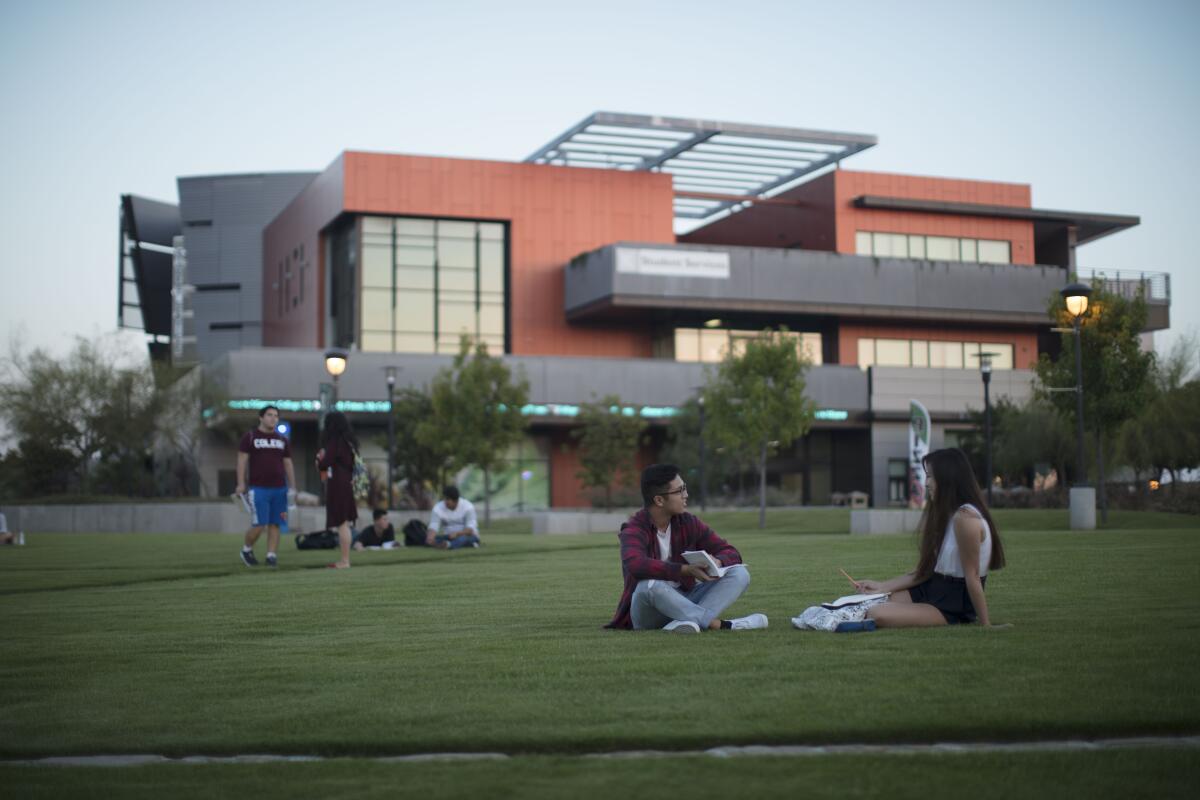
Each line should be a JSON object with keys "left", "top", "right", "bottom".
{"left": 316, "top": 411, "right": 359, "bottom": 569}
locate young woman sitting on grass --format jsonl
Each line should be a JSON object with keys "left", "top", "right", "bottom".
{"left": 855, "top": 448, "right": 1006, "bottom": 628}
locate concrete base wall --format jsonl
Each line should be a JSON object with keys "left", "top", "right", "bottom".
{"left": 5, "top": 503, "right": 378, "bottom": 535}
{"left": 850, "top": 509, "right": 922, "bottom": 535}
{"left": 532, "top": 511, "right": 630, "bottom": 535}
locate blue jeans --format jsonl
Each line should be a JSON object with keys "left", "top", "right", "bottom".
{"left": 630, "top": 565, "right": 751, "bottom": 630}
{"left": 436, "top": 532, "right": 480, "bottom": 550}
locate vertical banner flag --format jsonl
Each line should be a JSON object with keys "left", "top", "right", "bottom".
{"left": 908, "top": 400, "right": 931, "bottom": 509}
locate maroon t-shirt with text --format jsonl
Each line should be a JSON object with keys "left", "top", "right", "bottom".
{"left": 238, "top": 428, "right": 291, "bottom": 488}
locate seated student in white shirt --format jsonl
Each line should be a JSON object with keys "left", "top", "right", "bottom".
{"left": 426, "top": 485, "right": 480, "bottom": 549}
{"left": 854, "top": 448, "right": 1006, "bottom": 628}
{"left": 0, "top": 510, "right": 17, "bottom": 545}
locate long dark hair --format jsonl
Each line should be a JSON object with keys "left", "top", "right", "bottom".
{"left": 915, "top": 448, "right": 1005, "bottom": 578}
{"left": 321, "top": 411, "right": 359, "bottom": 452}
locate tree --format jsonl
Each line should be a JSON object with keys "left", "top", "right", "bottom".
{"left": 418, "top": 336, "right": 529, "bottom": 526}
{"left": 1035, "top": 282, "right": 1156, "bottom": 522}
{"left": 957, "top": 397, "right": 1076, "bottom": 490}
{"left": 702, "top": 328, "right": 816, "bottom": 528}
{"left": 1116, "top": 335, "right": 1200, "bottom": 495}
{"left": 573, "top": 395, "right": 646, "bottom": 510}
{"left": 386, "top": 387, "right": 453, "bottom": 509}
{"left": 658, "top": 396, "right": 743, "bottom": 508}
{"left": 0, "top": 337, "right": 164, "bottom": 495}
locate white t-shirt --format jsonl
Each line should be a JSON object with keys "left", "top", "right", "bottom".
{"left": 656, "top": 523, "right": 672, "bottom": 561}
{"left": 655, "top": 523, "right": 679, "bottom": 588}
{"left": 428, "top": 498, "right": 478, "bottom": 535}
{"left": 935, "top": 503, "right": 992, "bottom": 578}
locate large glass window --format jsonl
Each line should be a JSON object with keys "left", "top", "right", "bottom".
{"left": 672, "top": 328, "right": 823, "bottom": 365}
{"left": 856, "top": 231, "right": 1012, "bottom": 265}
{"left": 858, "top": 338, "right": 1014, "bottom": 371}
{"left": 351, "top": 216, "right": 507, "bottom": 354}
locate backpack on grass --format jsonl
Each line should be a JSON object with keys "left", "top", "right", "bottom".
{"left": 295, "top": 530, "right": 339, "bottom": 550}
{"left": 402, "top": 519, "right": 429, "bottom": 547}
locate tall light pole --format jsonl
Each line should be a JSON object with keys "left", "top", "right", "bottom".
{"left": 1061, "top": 282, "right": 1093, "bottom": 529}
{"left": 697, "top": 394, "right": 707, "bottom": 512}
{"left": 324, "top": 348, "right": 349, "bottom": 410}
{"left": 974, "top": 351, "right": 998, "bottom": 505}
{"left": 384, "top": 366, "right": 397, "bottom": 510}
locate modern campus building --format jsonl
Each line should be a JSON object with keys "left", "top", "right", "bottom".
{"left": 118, "top": 112, "right": 1170, "bottom": 509}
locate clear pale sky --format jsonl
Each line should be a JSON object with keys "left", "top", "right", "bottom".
{"left": 2, "top": 0, "right": 1197, "bottom": 362}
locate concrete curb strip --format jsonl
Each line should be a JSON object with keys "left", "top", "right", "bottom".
{"left": 9, "top": 736, "right": 1199, "bottom": 767}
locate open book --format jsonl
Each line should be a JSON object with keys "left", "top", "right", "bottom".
{"left": 231, "top": 492, "right": 254, "bottom": 516}
{"left": 821, "top": 592, "right": 889, "bottom": 610}
{"left": 682, "top": 550, "right": 740, "bottom": 578}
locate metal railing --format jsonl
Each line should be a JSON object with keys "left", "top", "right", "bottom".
{"left": 1080, "top": 268, "right": 1170, "bottom": 302}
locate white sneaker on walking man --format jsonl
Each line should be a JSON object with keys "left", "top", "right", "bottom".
{"left": 605, "top": 463, "right": 768, "bottom": 633}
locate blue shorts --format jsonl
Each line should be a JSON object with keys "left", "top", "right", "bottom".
{"left": 249, "top": 486, "right": 288, "bottom": 530}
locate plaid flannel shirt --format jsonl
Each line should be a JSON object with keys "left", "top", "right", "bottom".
{"left": 605, "top": 508, "right": 742, "bottom": 629}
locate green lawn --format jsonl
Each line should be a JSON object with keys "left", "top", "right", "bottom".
{"left": 1, "top": 509, "right": 1198, "bottom": 797}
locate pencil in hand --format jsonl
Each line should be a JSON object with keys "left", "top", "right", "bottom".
{"left": 838, "top": 567, "right": 859, "bottom": 590}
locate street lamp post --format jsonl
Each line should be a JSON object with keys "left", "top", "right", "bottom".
{"left": 974, "top": 352, "right": 998, "bottom": 505}
{"left": 385, "top": 366, "right": 398, "bottom": 510}
{"left": 324, "top": 348, "right": 349, "bottom": 410}
{"left": 1061, "top": 282, "right": 1093, "bottom": 530}
{"left": 697, "top": 395, "right": 707, "bottom": 512}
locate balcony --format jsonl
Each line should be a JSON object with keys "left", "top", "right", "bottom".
{"left": 565, "top": 243, "right": 1080, "bottom": 327}
{"left": 1080, "top": 269, "right": 1170, "bottom": 330}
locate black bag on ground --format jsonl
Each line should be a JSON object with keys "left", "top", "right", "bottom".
{"left": 402, "top": 519, "right": 428, "bottom": 547}
{"left": 295, "top": 530, "right": 339, "bottom": 550}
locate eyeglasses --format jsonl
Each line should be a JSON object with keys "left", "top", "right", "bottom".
{"left": 660, "top": 485, "right": 688, "bottom": 497}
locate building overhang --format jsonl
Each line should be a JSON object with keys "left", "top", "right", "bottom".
{"left": 526, "top": 111, "right": 877, "bottom": 223}
{"left": 853, "top": 195, "right": 1140, "bottom": 246}
{"left": 565, "top": 243, "right": 1071, "bottom": 327}
{"left": 201, "top": 348, "right": 871, "bottom": 426}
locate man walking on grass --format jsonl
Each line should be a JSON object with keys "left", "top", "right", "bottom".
{"left": 236, "top": 405, "right": 296, "bottom": 568}
{"left": 606, "top": 463, "right": 768, "bottom": 633}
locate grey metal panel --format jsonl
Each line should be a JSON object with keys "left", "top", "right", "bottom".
{"left": 870, "top": 421, "right": 909, "bottom": 508}
{"left": 173, "top": 173, "right": 317, "bottom": 363}
{"left": 127, "top": 196, "right": 182, "bottom": 246}
{"left": 566, "top": 243, "right": 1077, "bottom": 326}
{"left": 870, "top": 367, "right": 1035, "bottom": 417}
{"left": 197, "top": 329, "right": 244, "bottom": 364}
{"left": 181, "top": 228, "right": 219, "bottom": 283}
{"left": 238, "top": 322, "right": 264, "bottom": 349}
{"left": 209, "top": 348, "right": 870, "bottom": 413}
{"left": 178, "top": 177, "right": 213, "bottom": 222}
{"left": 217, "top": 224, "right": 261, "bottom": 286}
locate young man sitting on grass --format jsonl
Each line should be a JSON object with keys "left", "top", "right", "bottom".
{"left": 605, "top": 463, "right": 768, "bottom": 633}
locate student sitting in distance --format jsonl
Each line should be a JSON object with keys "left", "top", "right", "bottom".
{"left": 605, "top": 463, "right": 768, "bottom": 633}
{"left": 854, "top": 448, "right": 1006, "bottom": 628}
{"left": 426, "top": 485, "right": 480, "bottom": 549}
{"left": 353, "top": 508, "right": 398, "bottom": 550}
{"left": 0, "top": 509, "right": 21, "bottom": 545}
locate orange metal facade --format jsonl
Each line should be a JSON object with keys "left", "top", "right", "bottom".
{"left": 831, "top": 170, "right": 1035, "bottom": 262}
{"left": 263, "top": 152, "right": 676, "bottom": 356}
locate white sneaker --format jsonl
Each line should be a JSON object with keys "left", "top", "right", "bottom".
{"left": 729, "top": 613, "right": 769, "bottom": 630}
{"left": 663, "top": 620, "right": 701, "bottom": 634}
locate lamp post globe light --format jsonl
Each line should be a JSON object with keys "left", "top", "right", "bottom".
{"left": 1060, "top": 282, "right": 1094, "bottom": 530}
{"left": 324, "top": 348, "right": 349, "bottom": 408}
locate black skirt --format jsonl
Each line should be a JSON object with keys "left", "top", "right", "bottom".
{"left": 907, "top": 573, "right": 986, "bottom": 625}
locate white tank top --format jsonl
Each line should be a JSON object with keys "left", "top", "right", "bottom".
{"left": 934, "top": 504, "right": 991, "bottom": 578}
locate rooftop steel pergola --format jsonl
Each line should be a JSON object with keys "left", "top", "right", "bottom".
{"left": 526, "top": 111, "right": 877, "bottom": 221}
